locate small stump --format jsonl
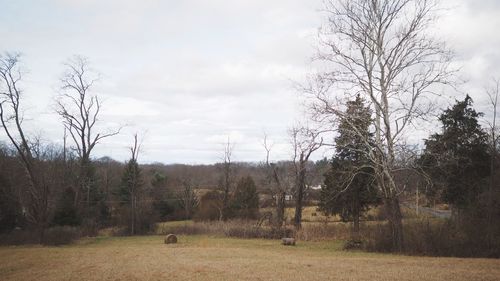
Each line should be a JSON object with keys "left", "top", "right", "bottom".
{"left": 281, "top": 237, "right": 295, "bottom": 246}
{"left": 164, "top": 234, "right": 178, "bottom": 244}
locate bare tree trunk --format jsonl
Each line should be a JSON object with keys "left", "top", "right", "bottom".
{"left": 219, "top": 139, "right": 233, "bottom": 221}
{"left": 131, "top": 194, "right": 136, "bottom": 235}
{"left": 352, "top": 190, "right": 360, "bottom": 242}
{"left": 293, "top": 167, "right": 306, "bottom": 229}
{"left": 352, "top": 214, "right": 360, "bottom": 242}
{"left": 384, "top": 196, "right": 403, "bottom": 252}
{"left": 290, "top": 126, "right": 323, "bottom": 230}
{"left": 276, "top": 190, "right": 286, "bottom": 228}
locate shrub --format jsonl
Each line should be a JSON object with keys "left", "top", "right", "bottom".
{"left": 296, "top": 222, "right": 351, "bottom": 241}
{"left": 363, "top": 218, "right": 500, "bottom": 258}
{"left": 193, "top": 191, "right": 222, "bottom": 221}
{"left": 157, "top": 220, "right": 293, "bottom": 239}
{"left": 42, "top": 226, "right": 81, "bottom": 246}
{"left": 0, "top": 226, "right": 81, "bottom": 246}
{"left": 0, "top": 228, "right": 38, "bottom": 245}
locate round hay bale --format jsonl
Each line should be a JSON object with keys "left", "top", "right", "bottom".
{"left": 164, "top": 234, "right": 178, "bottom": 244}
{"left": 281, "top": 237, "right": 295, "bottom": 246}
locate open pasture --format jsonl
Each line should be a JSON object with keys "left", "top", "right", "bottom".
{"left": 1, "top": 235, "right": 499, "bottom": 281}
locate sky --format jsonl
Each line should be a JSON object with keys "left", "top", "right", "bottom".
{"left": 0, "top": 0, "right": 499, "bottom": 164}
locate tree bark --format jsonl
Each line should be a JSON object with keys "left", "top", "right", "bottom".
{"left": 276, "top": 191, "right": 286, "bottom": 228}
{"left": 294, "top": 166, "right": 306, "bottom": 229}
{"left": 352, "top": 190, "right": 360, "bottom": 242}
{"left": 384, "top": 196, "right": 403, "bottom": 252}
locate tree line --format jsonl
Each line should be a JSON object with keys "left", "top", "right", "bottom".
{"left": 0, "top": 54, "right": 302, "bottom": 241}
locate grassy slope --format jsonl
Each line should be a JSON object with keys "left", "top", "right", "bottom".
{"left": 1, "top": 235, "right": 499, "bottom": 281}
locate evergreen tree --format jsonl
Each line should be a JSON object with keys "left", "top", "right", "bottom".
{"left": 150, "top": 171, "right": 174, "bottom": 220}
{"left": 53, "top": 187, "right": 81, "bottom": 226}
{"left": 230, "top": 176, "right": 259, "bottom": 219}
{"left": 420, "top": 95, "right": 490, "bottom": 210}
{"left": 319, "top": 95, "right": 379, "bottom": 241}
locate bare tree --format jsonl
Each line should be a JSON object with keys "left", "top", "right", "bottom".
{"left": 262, "top": 133, "right": 291, "bottom": 228}
{"left": 178, "top": 178, "right": 199, "bottom": 219}
{"left": 120, "top": 133, "right": 142, "bottom": 235}
{"left": 486, "top": 78, "right": 499, "bottom": 185}
{"left": 0, "top": 53, "right": 49, "bottom": 241}
{"left": 306, "top": 0, "right": 455, "bottom": 250}
{"left": 290, "top": 125, "right": 323, "bottom": 229}
{"left": 217, "top": 137, "right": 234, "bottom": 221}
{"left": 56, "top": 55, "right": 120, "bottom": 211}
{"left": 485, "top": 78, "right": 499, "bottom": 248}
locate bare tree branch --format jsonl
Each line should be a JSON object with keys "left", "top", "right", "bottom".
{"left": 56, "top": 55, "right": 121, "bottom": 207}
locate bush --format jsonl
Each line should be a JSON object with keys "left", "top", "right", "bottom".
{"left": 0, "top": 226, "right": 81, "bottom": 246}
{"left": 0, "top": 228, "right": 38, "bottom": 245}
{"left": 42, "top": 226, "right": 81, "bottom": 246}
{"left": 114, "top": 205, "right": 158, "bottom": 236}
{"left": 193, "top": 191, "right": 222, "bottom": 221}
{"left": 363, "top": 218, "right": 500, "bottom": 258}
{"left": 295, "top": 222, "right": 351, "bottom": 241}
{"left": 157, "top": 220, "right": 293, "bottom": 239}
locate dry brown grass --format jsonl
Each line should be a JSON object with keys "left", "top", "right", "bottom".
{"left": 1, "top": 235, "right": 499, "bottom": 281}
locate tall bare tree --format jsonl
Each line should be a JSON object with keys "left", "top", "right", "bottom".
{"left": 0, "top": 53, "right": 49, "bottom": 241}
{"left": 217, "top": 138, "right": 234, "bottom": 220}
{"left": 486, "top": 78, "right": 499, "bottom": 188}
{"left": 306, "top": 0, "right": 455, "bottom": 250}
{"left": 56, "top": 55, "right": 120, "bottom": 212}
{"left": 119, "top": 133, "right": 142, "bottom": 235}
{"left": 178, "top": 178, "right": 199, "bottom": 220}
{"left": 290, "top": 125, "right": 323, "bottom": 229}
{"left": 262, "top": 134, "right": 292, "bottom": 228}
{"left": 485, "top": 78, "right": 499, "bottom": 248}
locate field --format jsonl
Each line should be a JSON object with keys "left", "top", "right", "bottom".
{"left": 1, "top": 235, "right": 499, "bottom": 281}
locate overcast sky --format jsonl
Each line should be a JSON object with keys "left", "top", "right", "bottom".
{"left": 1, "top": 0, "right": 499, "bottom": 164}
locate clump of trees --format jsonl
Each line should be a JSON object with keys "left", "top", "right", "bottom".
{"left": 0, "top": 54, "right": 197, "bottom": 242}
{"left": 194, "top": 175, "right": 259, "bottom": 221}
{"left": 304, "top": 0, "right": 455, "bottom": 251}
{"left": 420, "top": 96, "right": 490, "bottom": 211}
{"left": 419, "top": 96, "right": 500, "bottom": 256}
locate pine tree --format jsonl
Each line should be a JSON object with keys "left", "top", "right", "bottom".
{"left": 420, "top": 95, "right": 490, "bottom": 211}
{"left": 319, "top": 95, "right": 379, "bottom": 241}
{"left": 53, "top": 187, "right": 81, "bottom": 226}
{"left": 231, "top": 176, "right": 259, "bottom": 219}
